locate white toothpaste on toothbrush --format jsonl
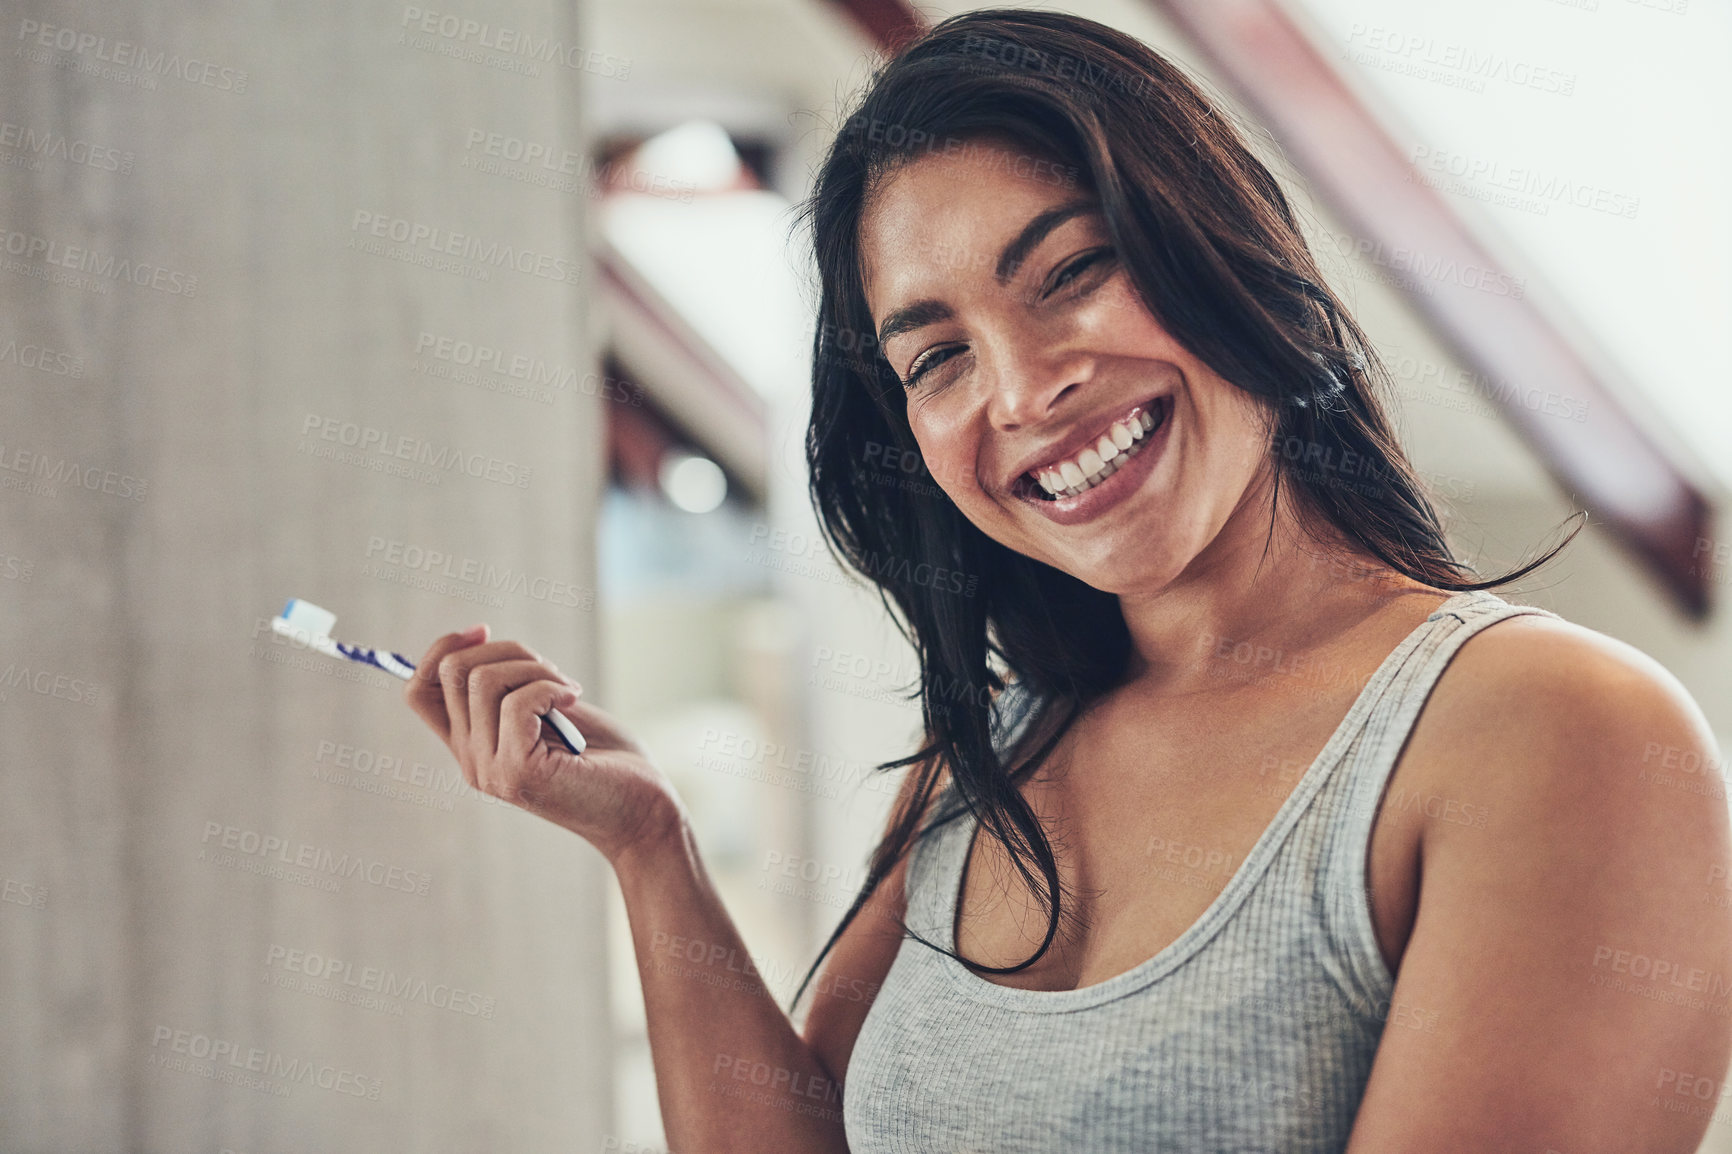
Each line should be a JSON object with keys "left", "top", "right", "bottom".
{"left": 269, "top": 597, "right": 585, "bottom": 755}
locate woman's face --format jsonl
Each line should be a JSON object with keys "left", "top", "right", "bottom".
{"left": 858, "top": 137, "right": 1278, "bottom": 596}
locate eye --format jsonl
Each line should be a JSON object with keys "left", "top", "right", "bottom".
{"left": 1040, "top": 248, "right": 1115, "bottom": 300}
{"left": 904, "top": 344, "right": 966, "bottom": 389}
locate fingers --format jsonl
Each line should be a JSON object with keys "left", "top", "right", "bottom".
{"left": 402, "top": 627, "right": 589, "bottom": 799}
{"left": 436, "top": 639, "right": 542, "bottom": 753}
{"left": 495, "top": 680, "right": 584, "bottom": 794}
{"left": 405, "top": 623, "right": 489, "bottom": 741}
{"left": 466, "top": 658, "right": 576, "bottom": 761}
{"left": 532, "top": 693, "right": 635, "bottom": 755}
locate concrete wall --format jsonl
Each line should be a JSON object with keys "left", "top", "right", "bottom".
{"left": 0, "top": 3, "right": 613, "bottom": 1150}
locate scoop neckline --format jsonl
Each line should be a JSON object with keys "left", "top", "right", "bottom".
{"left": 932, "top": 587, "right": 1489, "bottom": 1013}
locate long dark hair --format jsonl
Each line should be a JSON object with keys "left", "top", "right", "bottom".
{"left": 790, "top": 9, "right": 1579, "bottom": 1010}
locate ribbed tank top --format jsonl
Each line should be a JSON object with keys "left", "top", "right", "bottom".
{"left": 843, "top": 588, "right": 1560, "bottom": 1153}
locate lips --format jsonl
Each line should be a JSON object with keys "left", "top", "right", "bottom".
{"left": 1010, "top": 397, "right": 1169, "bottom": 502}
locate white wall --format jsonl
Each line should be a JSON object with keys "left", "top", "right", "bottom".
{"left": 0, "top": 3, "right": 613, "bottom": 1150}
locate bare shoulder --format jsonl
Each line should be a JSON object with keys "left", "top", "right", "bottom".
{"left": 1411, "top": 608, "right": 1722, "bottom": 810}
{"left": 1405, "top": 607, "right": 1727, "bottom": 901}
{"left": 1346, "top": 608, "right": 1732, "bottom": 1151}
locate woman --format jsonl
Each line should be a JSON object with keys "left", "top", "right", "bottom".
{"left": 405, "top": 10, "right": 1730, "bottom": 1153}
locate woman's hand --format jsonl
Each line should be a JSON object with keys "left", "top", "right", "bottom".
{"left": 404, "top": 623, "right": 687, "bottom": 867}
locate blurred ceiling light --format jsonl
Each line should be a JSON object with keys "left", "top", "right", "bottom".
{"left": 618, "top": 119, "right": 749, "bottom": 194}
{"left": 659, "top": 451, "right": 728, "bottom": 513}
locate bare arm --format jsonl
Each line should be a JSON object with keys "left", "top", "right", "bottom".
{"left": 620, "top": 769, "right": 919, "bottom": 1152}
{"left": 612, "top": 817, "right": 853, "bottom": 1152}
{"left": 404, "top": 625, "right": 913, "bottom": 1154}
{"left": 1345, "top": 616, "right": 1732, "bottom": 1153}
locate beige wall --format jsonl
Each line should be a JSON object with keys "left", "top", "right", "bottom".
{"left": 0, "top": 3, "right": 612, "bottom": 1150}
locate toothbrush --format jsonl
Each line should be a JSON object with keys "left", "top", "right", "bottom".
{"left": 270, "top": 598, "right": 586, "bottom": 755}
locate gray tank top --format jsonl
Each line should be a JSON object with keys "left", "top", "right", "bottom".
{"left": 843, "top": 588, "right": 1559, "bottom": 1152}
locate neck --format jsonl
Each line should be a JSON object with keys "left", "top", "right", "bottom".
{"left": 1114, "top": 472, "right": 1431, "bottom": 696}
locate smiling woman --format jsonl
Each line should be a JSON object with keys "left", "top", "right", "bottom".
{"left": 781, "top": 8, "right": 1732, "bottom": 1154}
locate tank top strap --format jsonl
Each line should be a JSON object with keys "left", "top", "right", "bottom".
{"left": 1338, "top": 588, "right": 1562, "bottom": 822}
{"left": 902, "top": 792, "right": 967, "bottom": 937}
{"left": 1319, "top": 587, "right": 1563, "bottom": 1008}
{"left": 900, "top": 677, "right": 1046, "bottom": 933}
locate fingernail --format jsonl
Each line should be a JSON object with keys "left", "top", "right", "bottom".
{"left": 457, "top": 623, "right": 487, "bottom": 641}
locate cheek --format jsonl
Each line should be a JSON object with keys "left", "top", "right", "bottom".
{"left": 909, "top": 425, "right": 1006, "bottom": 526}
{"left": 1079, "top": 275, "right": 1178, "bottom": 350}
{"left": 908, "top": 410, "right": 973, "bottom": 491}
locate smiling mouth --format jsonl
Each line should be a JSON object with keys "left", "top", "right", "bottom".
{"left": 1016, "top": 397, "right": 1170, "bottom": 502}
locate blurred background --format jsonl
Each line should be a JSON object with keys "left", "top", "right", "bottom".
{"left": 1, "top": 0, "right": 1727, "bottom": 1150}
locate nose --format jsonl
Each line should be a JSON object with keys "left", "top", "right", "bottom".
{"left": 981, "top": 327, "right": 1090, "bottom": 430}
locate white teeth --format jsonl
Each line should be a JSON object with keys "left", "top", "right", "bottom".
{"left": 1042, "top": 433, "right": 1147, "bottom": 498}
{"left": 1028, "top": 401, "right": 1164, "bottom": 499}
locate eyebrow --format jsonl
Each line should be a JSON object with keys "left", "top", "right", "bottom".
{"left": 874, "top": 198, "right": 1098, "bottom": 348}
